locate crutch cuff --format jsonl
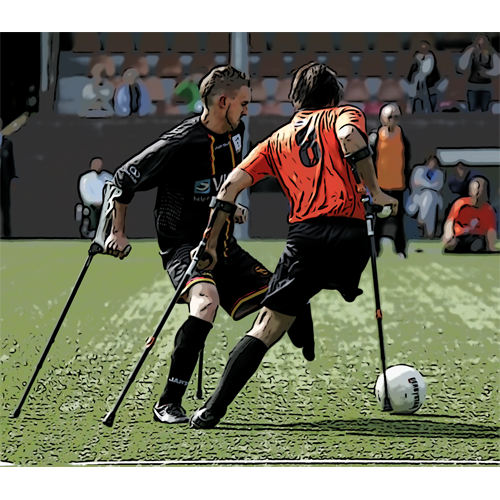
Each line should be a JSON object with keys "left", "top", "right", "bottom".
{"left": 209, "top": 197, "right": 237, "bottom": 217}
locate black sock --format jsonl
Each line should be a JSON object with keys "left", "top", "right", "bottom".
{"left": 159, "top": 316, "right": 213, "bottom": 406}
{"left": 205, "top": 335, "right": 268, "bottom": 419}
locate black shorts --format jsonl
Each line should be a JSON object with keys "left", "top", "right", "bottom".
{"left": 262, "top": 217, "right": 371, "bottom": 317}
{"left": 160, "top": 240, "right": 272, "bottom": 321}
{"left": 444, "top": 234, "right": 487, "bottom": 254}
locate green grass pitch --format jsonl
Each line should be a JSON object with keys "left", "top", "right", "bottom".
{"left": 1, "top": 239, "right": 499, "bottom": 466}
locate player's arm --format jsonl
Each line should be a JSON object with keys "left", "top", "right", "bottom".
{"left": 338, "top": 124, "right": 398, "bottom": 214}
{"left": 442, "top": 204, "right": 458, "bottom": 248}
{"left": 197, "top": 141, "right": 273, "bottom": 271}
{"left": 197, "top": 169, "right": 254, "bottom": 270}
{"left": 105, "top": 137, "right": 173, "bottom": 258}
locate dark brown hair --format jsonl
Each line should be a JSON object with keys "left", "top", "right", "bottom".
{"left": 289, "top": 62, "right": 343, "bottom": 109}
{"left": 199, "top": 65, "right": 250, "bottom": 107}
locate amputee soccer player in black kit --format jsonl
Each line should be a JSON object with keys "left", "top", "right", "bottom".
{"left": 189, "top": 63, "right": 399, "bottom": 429}
{"left": 104, "top": 66, "right": 315, "bottom": 424}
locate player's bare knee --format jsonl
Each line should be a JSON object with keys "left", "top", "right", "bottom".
{"left": 189, "top": 282, "right": 219, "bottom": 320}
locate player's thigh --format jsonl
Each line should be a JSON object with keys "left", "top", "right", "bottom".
{"left": 161, "top": 244, "right": 216, "bottom": 304}
{"left": 213, "top": 243, "right": 272, "bottom": 320}
{"left": 323, "top": 219, "right": 371, "bottom": 293}
{"left": 261, "top": 223, "right": 324, "bottom": 316}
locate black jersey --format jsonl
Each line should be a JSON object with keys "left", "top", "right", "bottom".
{"left": 113, "top": 115, "right": 245, "bottom": 253}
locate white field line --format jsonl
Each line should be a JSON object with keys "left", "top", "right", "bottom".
{"left": 68, "top": 459, "right": 500, "bottom": 466}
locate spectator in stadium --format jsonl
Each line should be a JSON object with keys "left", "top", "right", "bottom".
{"left": 442, "top": 176, "right": 498, "bottom": 253}
{"left": 79, "top": 63, "right": 115, "bottom": 118}
{"left": 0, "top": 118, "right": 18, "bottom": 238}
{"left": 457, "top": 34, "right": 500, "bottom": 112}
{"left": 407, "top": 40, "right": 441, "bottom": 113}
{"left": 448, "top": 162, "right": 482, "bottom": 200}
{"left": 406, "top": 153, "right": 444, "bottom": 239}
{"left": 369, "top": 103, "right": 411, "bottom": 258}
{"left": 114, "top": 67, "right": 152, "bottom": 117}
{"left": 76, "top": 157, "right": 113, "bottom": 238}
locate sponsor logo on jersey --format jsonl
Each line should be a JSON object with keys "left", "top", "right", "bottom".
{"left": 254, "top": 265, "right": 270, "bottom": 276}
{"left": 194, "top": 179, "right": 211, "bottom": 194}
{"left": 232, "top": 134, "right": 242, "bottom": 153}
{"left": 214, "top": 142, "right": 230, "bottom": 150}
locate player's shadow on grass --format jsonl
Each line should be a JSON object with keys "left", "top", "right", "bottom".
{"left": 219, "top": 418, "right": 500, "bottom": 439}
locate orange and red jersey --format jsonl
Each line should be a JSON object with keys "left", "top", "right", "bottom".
{"left": 239, "top": 105, "right": 368, "bottom": 223}
{"left": 447, "top": 197, "right": 497, "bottom": 237}
{"left": 375, "top": 127, "right": 406, "bottom": 190}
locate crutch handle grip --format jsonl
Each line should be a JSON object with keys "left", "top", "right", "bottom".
{"left": 375, "top": 205, "right": 392, "bottom": 219}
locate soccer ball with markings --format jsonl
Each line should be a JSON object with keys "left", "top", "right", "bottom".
{"left": 375, "top": 364, "right": 427, "bottom": 414}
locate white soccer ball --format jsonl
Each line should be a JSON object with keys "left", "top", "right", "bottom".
{"left": 375, "top": 364, "right": 427, "bottom": 414}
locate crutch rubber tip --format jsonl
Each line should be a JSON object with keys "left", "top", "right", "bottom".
{"left": 102, "top": 412, "right": 115, "bottom": 427}
{"left": 195, "top": 391, "right": 203, "bottom": 400}
{"left": 9, "top": 408, "right": 21, "bottom": 418}
{"left": 382, "top": 399, "right": 393, "bottom": 412}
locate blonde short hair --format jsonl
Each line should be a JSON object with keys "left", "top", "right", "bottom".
{"left": 199, "top": 65, "right": 250, "bottom": 108}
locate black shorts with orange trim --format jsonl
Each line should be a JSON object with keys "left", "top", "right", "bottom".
{"left": 160, "top": 239, "right": 272, "bottom": 321}
{"left": 261, "top": 216, "right": 370, "bottom": 317}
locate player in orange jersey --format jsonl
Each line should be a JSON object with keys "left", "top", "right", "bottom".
{"left": 189, "top": 62, "right": 398, "bottom": 429}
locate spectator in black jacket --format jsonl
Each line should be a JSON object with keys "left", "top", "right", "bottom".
{"left": 369, "top": 103, "right": 411, "bottom": 258}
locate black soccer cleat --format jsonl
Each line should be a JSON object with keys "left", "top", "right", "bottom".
{"left": 153, "top": 402, "right": 189, "bottom": 424}
{"left": 189, "top": 407, "right": 220, "bottom": 429}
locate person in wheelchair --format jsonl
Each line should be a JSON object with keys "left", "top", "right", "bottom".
{"left": 75, "top": 157, "right": 113, "bottom": 238}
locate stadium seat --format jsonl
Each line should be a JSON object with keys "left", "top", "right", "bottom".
{"left": 263, "top": 79, "right": 280, "bottom": 100}
{"left": 72, "top": 32, "right": 101, "bottom": 53}
{"left": 443, "top": 32, "right": 472, "bottom": 51}
{"left": 436, "top": 51, "right": 459, "bottom": 78}
{"left": 157, "top": 54, "right": 183, "bottom": 77}
{"left": 258, "top": 53, "right": 285, "bottom": 78}
{"left": 275, "top": 78, "right": 292, "bottom": 102}
{"left": 325, "top": 53, "right": 352, "bottom": 77}
{"left": 143, "top": 77, "right": 165, "bottom": 102}
{"left": 190, "top": 53, "right": 217, "bottom": 76}
{"left": 105, "top": 32, "right": 135, "bottom": 53}
{"left": 139, "top": 32, "right": 167, "bottom": 53}
{"left": 250, "top": 79, "right": 267, "bottom": 102}
{"left": 88, "top": 53, "right": 115, "bottom": 77}
{"left": 378, "top": 78, "right": 404, "bottom": 101}
{"left": 359, "top": 52, "right": 387, "bottom": 78}
{"left": 394, "top": 52, "right": 413, "bottom": 78}
{"left": 206, "top": 32, "right": 230, "bottom": 53}
{"left": 365, "top": 78, "right": 382, "bottom": 99}
{"left": 121, "top": 54, "right": 150, "bottom": 76}
{"left": 288, "top": 53, "right": 317, "bottom": 75}
{"left": 375, "top": 33, "right": 402, "bottom": 53}
{"left": 446, "top": 76, "right": 468, "bottom": 101}
{"left": 249, "top": 32, "right": 268, "bottom": 53}
{"left": 172, "top": 33, "right": 200, "bottom": 53}
{"left": 344, "top": 78, "right": 370, "bottom": 102}
{"left": 272, "top": 32, "right": 300, "bottom": 53}
{"left": 260, "top": 101, "right": 283, "bottom": 115}
{"left": 161, "top": 78, "right": 177, "bottom": 103}
{"left": 340, "top": 33, "right": 368, "bottom": 53}
{"left": 306, "top": 32, "right": 334, "bottom": 53}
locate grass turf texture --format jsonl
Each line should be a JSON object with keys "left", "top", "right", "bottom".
{"left": 1, "top": 239, "right": 499, "bottom": 466}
